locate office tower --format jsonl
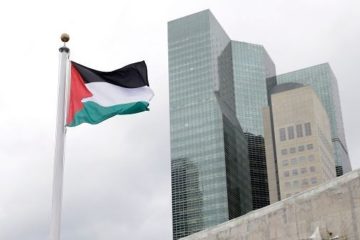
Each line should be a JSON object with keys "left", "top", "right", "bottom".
{"left": 168, "top": 10, "right": 252, "bottom": 240}
{"left": 169, "top": 10, "right": 276, "bottom": 239}
{"left": 274, "top": 64, "right": 351, "bottom": 176}
{"left": 264, "top": 83, "right": 336, "bottom": 200}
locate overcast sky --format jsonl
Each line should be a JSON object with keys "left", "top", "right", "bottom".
{"left": 0, "top": 0, "right": 359, "bottom": 239}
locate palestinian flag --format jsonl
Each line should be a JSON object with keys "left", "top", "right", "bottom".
{"left": 67, "top": 61, "right": 153, "bottom": 127}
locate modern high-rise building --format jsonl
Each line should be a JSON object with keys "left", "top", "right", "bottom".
{"left": 264, "top": 83, "right": 336, "bottom": 201}
{"left": 168, "top": 9, "right": 350, "bottom": 240}
{"left": 169, "top": 10, "right": 253, "bottom": 240}
{"left": 273, "top": 64, "right": 351, "bottom": 176}
{"left": 169, "top": 10, "right": 275, "bottom": 239}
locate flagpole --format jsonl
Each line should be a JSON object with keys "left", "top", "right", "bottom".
{"left": 50, "top": 33, "right": 70, "bottom": 240}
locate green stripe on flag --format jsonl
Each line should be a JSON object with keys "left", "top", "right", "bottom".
{"left": 68, "top": 101, "right": 149, "bottom": 127}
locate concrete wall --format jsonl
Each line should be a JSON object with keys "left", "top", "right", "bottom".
{"left": 181, "top": 169, "right": 360, "bottom": 240}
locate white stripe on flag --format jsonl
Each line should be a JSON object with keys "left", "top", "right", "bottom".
{"left": 82, "top": 82, "right": 154, "bottom": 107}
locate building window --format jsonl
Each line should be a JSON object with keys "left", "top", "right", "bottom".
{"left": 280, "top": 128, "right": 286, "bottom": 141}
{"left": 304, "top": 122, "right": 312, "bottom": 136}
{"left": 284, "top": 171, "right": 289, "bottom": 177}
{"left": 299, "top": 156, "right": 306, "bottom": 163}
{"left": 282, "top": 160, "right": 289, "bottom": 166}
{"left": 292, "top": 169, "right": 298, "bottom": 176}
{"left": 302, "top": 179, "right": 309, "bottom": 186}
{"left": 307, "top": 144, "right": 314, "bottom": 150}
{"left": 281, "top": 149, "right": 288, "bottom": 155}
{"left": 288, "top": 126, "right": 295, "bottom": 140}
{"left": 311, "top": 177, "right": 318, "bottom": 185}
{"left": 291, "top": 158, "right": 297, "bottom": 165}
{"left": 285, "top": 182, "right": 291, "bottom": 188}
{"left": 298, "top": 145, "right": 305, "bottom": 152}
{"left": 301, "top": 167, "right": 307, "bottom": 174}
{"left": 308, "top": 155, "right": 315, "bottom": 161}
{"left": 310, "top": 166, "right": 316, "bottom": 172}
{"left": 296, "top": 124, "right": 303, "bottom": 138}
{"left": 290, "top": 147, "right": 296, "bottom": 154}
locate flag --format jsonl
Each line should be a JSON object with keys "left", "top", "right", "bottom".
{"left": 67, "top": 61, "right": 153, "bottom": 127}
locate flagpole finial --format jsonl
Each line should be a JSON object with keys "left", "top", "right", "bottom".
{"left": 61, "top": 33, "right": 70, "bottom": 43}
{"left": 59, "top": 33, "right": 70, "bottom": 53}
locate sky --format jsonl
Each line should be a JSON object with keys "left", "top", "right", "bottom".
{"left": 0, "top": 0, "right": 359, "bottom": 239}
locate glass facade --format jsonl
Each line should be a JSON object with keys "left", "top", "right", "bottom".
{"left": 275, "top": 64, "right": 351, "bottom": 176}
{"left": 231, "top": 42, "right": 276, "bottom": 209}
{"left": 169, "top": 10, "right": 252, "bottom": 240}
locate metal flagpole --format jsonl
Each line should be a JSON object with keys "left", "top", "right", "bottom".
{"left": 50, "top": 33, "right": 70, "bottom": 240}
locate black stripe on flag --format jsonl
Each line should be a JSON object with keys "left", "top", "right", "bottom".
{"left": 71, "top": 61, "right": 149, "bottom": 88}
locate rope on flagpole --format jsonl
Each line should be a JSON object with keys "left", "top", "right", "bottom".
{"left": 50, "top": 33, "right": 70, "bottom": 240}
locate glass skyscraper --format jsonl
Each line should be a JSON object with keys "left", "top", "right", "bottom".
{"left": 274, "top": 64, "right": 351, "bottom": 176}
{"left": 169, "top": 10, "right": 250, "bottom": 240}
{"left": 169, "top": 10, "right": 275, "bottom": 239}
